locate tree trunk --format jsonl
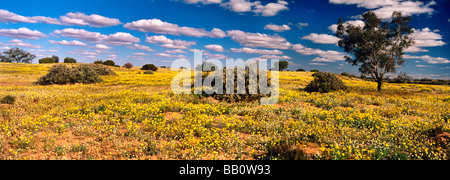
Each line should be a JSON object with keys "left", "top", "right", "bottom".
{"left": 377, "top": 80, "right": 383, "bottom": 91}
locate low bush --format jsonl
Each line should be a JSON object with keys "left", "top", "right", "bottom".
{"left": 38, "top": 57, "right": 55, "bottom": 64}
{"left": 141, "top": 64, "right": 158, "bottom": 71}
{"left": 103, "top": 60, "right": 115, "bottom": 66}
{"left": 124, "top": 63, "right": 133, "bottom": 69}
{"left": 0, "top": 95, "right": 16, "bottom": 104}
{"left": 305, "top": 72, "right": 347, "bottom": 93}
{"left": 64, "top": 57, "right": 77, "bottom": 63}
{"left": 35, "top": 64, "right": 114, "bottom": 85}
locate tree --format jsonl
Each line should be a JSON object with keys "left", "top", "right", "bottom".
{"left": 296, "top": 69, "right": 306, "bottom": 72}
{"left": 103, "top": 60, "right": 115, "bottom": 66}
{"left": 335, "top": 11, "right": 414, "bottom": 91}
{"left": 0, "top": 48, "right": 36, "bottom": 63}
{"left": 64, "top": 57, "right": 77, "bottom": 63}
{"left": 52, "top": 55, "right": 59, "bottom": 63}
{"left": 273, "top": 61, "right": 288, "bottom": 71}
{"left": 39, "top": 57, "right": 55, "bottom": 64}
{"left": 124, "top": 63, "right": 133, "bottom": 69}
{"left": 141, "top": 64, "right": 158, "bottom": 71}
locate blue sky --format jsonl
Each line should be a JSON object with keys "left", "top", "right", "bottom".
{"left": 0, "top": 0, "right": 449, "bottom": 79}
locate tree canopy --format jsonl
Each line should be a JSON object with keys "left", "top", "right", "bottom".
{"left": 336, "top": 11, "right": 414, "bottom": 91}
{"left": 0, "top": 48, "right": 36, "bottom": 63}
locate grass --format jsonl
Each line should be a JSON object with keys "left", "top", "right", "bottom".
{"left": 0, "top": 62, "right": 449, "bottom": 160}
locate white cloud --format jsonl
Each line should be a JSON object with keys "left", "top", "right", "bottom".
{"left": 127, "top": 44, "right": 155, "bottom": 52}
{"left": 296, "top": 22, "right": 309, "bottom": 29}
{"left": 131, "top": 52, "right": 150, "bottom": 56}
{"left": 53, "top": 28, "right": 107, "bottom": 42}
{"left": 93, "top": 44, "right": 112, "bottom": 50}
{"left": 416, "top": 64, "right": 431, "bottom": 67}
{"left": 155, "top": 53, "right": 186, "bottom": 59}
{"left": 0, "top": 27, "right": 46, "bottom": 39}
{"left": 107, "top": 54, "right": 119, "bottom": 60}
{"left": 60, "top": 12, "right": 121, "bottom": 27}
{"left": 220, "top": 0, "right": 289, "bottom": 16}
{"left": 146, "top": 35, "right": 196, "bottom": 49}
{"left": 204, "top": 51, "right": 231, "bottom": 59}
{"left": 330, "top": 0, "right": 436, "bottom": 19}
{"left": 183, "top": 0, "right": 223, "bottom": 4}
{"left": 7, "top": 39, "right": 42, "bottom": 48}
{"left": 302, "top": 33, "right": 339, "bottom": 44}
{"left": 104, "top": 32, "right": 140, "bottom": 46}
{"left": 205, "top": 44, "right": 224, "bottom": 52}
{"left": 411, "top": 27, "right": 445, "bottom": 47}
{"left": 404, "top": 55, "right": 450, "bottom": 64}
{"left": 124, "top": 18, "right": 225, "bottom": 38}
{"left": 328, "top": 20, "right": 364, "bottom": 33}
{"left": 230, "top": 47, "right": 282, "bottom": 54}
{"left": 163, "top": 49, "right": 187, "bottom": 54}
{"left": 309, "top": 63, "right": 327, "bottom": 66}
{"left": 227, "top": 30, "right": 292, "bottom": 49}
{"left": 257, "top": 55, "right": 292, "bottom": 60}
{"left": 0, "top": 9, "right": 61, "bottom": 24}
{"left": 49, "top": 40, "right": 88, "bottom": 46}
{"left": 292, "top": 44, "right": 346, "bottom": 62}
{"left": 264, "top": 24, "right": 291, "bottom": 32}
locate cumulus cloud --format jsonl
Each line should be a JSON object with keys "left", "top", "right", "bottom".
{"left": 328, "top": 20, "right": 364, "bottom": 33}
{"left": 292, "top": 44, "right": 346, "bottom": 62}
{"left": 163, "top": 49, "right": 187, "bottom": 54}
{"left": 124, "top": 18, "right": 225, "bottom": 38}
{"left": 302, "top": 33, "right": 339, "bottom": 44}
{"left": 230, "top": 47, "right": 282, "bottom": 54}
{"left": 0, "top": 9, "right": 61, "bottom": 24}
{"left": 296, "top": 22, "right": 309, "bottom": 29}
{"left": 257, "top": 55, "right": 292, "bottom": 60}
{"left": 6, "top": 39, "right": 42, "bottom": 48}
{"left": 104, "top": 32, "right": 140, "bottom": 46}
{"left": 60, "top": 12, "right": 121, "bottom": 27}
{"left": 404, "top": 55, "right": 450, "bottom": 64}
{"left": 220, "top": 0, "right": 289, "bottom": 16}
{"left": 49, "top": 40, "right": 88, "bottom": 46}
{"left": 227, "top": 30, "right": 292, "bottom": 49}
{"left": 93, "top": 44, "right": 112, "bottom": 50}
{"left": 330, "top": 0, "right": 436, "bottom": 19}
{"left": 155, "top": 53, "right": 186, "bottom": 59}
{"left": 205, "top": 44, "right": 224, "bottom": 52}
{"left": 264, "top": 24, "right": 291, "bottom": 32}
{"left": 53, "top": 28, "right": 107, "bottom": 42}
{"left": 0, "top": 27, "right": 46, "bottom": 39}
{"left": 146, "top": 35, "right": 196, "bottom": 49}
{"left": 127, "top": 44, "right": 155, "bottom": 52}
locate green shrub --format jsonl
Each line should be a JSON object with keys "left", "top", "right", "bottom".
{"left": 141, "top": 64, "right": 158, "bottom": 71}
{"left": 310, "top": 70, "right": 320, "bottom": 73}
{"left": 38, "top": 57, "right": 55, "bottom": 64}
{"left": 35, "top": 64, "right": 110, "bottom": 85}
{"left": 305, "top": 72, "right": 347, "bottom": 93}
{"left": 143, "top": 70, "right": 154, "bottom": 74}
{"left": 64, "top": 57, "right": 77, "bottom": 63}
{"left": 192, "top": 67, "right": 273, "bottom": 103}
{"left": 1, "top": 95, "right": 16, "bottom": 104}
{"left": 93, "top": 60, "right": 103, "bottom": 64}
{"left": 296, "top": 69, "right": 306, "bottom": 72}
{"left": 83, "top": 64, "right": 116, "bottom": 75}
{"left": 102, "top": 60, "right": 115, "bottom": 66}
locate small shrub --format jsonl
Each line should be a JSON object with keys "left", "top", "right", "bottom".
{"left": 83, "top": 64, "right": 116, "bottom": 75}
{"left": 305, "top": 72, "right": 347, "bottom": 93}
{"left": 38, "top": 57, "right": 55, "bottom": 64}
{"left": 143, "top": 70, "right": 154, "bottom": 74}
{"left": 102, "top": 60, "right": 115, "bottom": 66}
{"left": 141, "top": 64, "right": 158, "bottom": 71}
{"left": 1, "top": 95, "right": 16, "bottom": 104}
{"left": 296, "top": 69, "right": 306, "bottom": 72}
{"left": 124, "top": 63, "right": 133, "bottom": 69}
{"left": 93, "top": 60, "right": 103, "bottom": 64}
{"left": 64, "top": 57, "right": 77, "bottom": 63}
{"left": 35, "top": 64, "right": 110, "bottom": 85}
{"left": 310, "top": 70, "right": 320, "bottom": 73}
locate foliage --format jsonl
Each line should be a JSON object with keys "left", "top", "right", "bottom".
{"left": 94, "top": 60, "right": 103, "bottom": 64}
{"left": 274, "top": 61, "right": 289, "bottom": 71}
{"left": 35, "top": 64, "right": 104, "bottom": 85}
{"left": 103, "top": 60, "right": 115, "bottom": 66}
{"left": 0, "top": 48, "right": 36, "bottom": 63}
{"left": 38, "top": 57, "right": 55, "bottom": 64}
{"left": 124, "top": 63, "right": 133, "bottom": 69}
{"left": 141, "top": 64, "right": 158, "bottom": 71}
{"left": 296, "top": 69, "right": 306, "bottom": 72}
{"left": 305, "top": 72, "right": 347, "bottom": 93}
{"left": 336, "top": 11, "right": 414, "bottom": 91}
{"left": 143, "top": 70, "right": 154, "bottom": 74}
{"left": 0, "top": 95, "right": 15, "bottom": 104}
{"left": 64, "top": 57, "right": 77, "bottom": 63}
{"left": 310, "top": 70, "right": 319, "bottom": 73}
{"left": 52, "top": 55, "right": 59, "bottom": 63}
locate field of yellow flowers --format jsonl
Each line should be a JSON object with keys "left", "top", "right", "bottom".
{"left": 0, "top": 62, "right": 449, "bottom": 160}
